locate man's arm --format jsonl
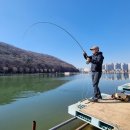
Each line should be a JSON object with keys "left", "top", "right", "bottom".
{"left": 83, "top": 52, "right": 88, "bottom": 60}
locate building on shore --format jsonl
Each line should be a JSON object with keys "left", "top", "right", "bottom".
{"left": 121, "top": 63, "right": 128, "bottom": 73}
{"left": 81, "top": 63, "right": 129, "bottom": 74}
{"left": 83, "top": 67, "right": 91, "bottom": 73}
{"left": 102, "top": 63, "right": 115, "bottom": 73}
{"left": 114, "top": 63, "right": 122, "bottom": 73}
{"left": 79, "top": 67, "right": 91, "bottom": 73}
{"left": 128, "top": 63, "right": 130, "bottom": 73}
{"left": 103, "top": 63, "right": 129, "bottom": 73}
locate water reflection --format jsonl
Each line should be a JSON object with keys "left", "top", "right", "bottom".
{"left": 102, "top": 73, "right": 130, "bottom": 80}
{"left": 0, "top": 74, "right": 67, "bottom": 105}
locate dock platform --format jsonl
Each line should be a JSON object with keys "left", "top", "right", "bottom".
{"left": 68, "top": 94, "right": 130, "bottom": 130}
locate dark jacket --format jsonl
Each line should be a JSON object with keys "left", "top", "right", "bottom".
{"left": 89, "top": 52, "right": 104, "bottom": 72}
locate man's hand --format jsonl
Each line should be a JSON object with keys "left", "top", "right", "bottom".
{"left": 86, "top": 57, "right": 91, "bottom": 64}
{"left": 87, "top": 57, "right": 91, "bottom": 62}
{"left": 83, "top": 52, "right": 87, "bottom": 59}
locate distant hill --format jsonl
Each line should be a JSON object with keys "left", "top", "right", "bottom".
{"left": 0, "top": 42, "right": 79, "bottom": 73}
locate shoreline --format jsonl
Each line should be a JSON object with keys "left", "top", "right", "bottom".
{"left": 0, "top": 72, "right": 80, "bottom": 77}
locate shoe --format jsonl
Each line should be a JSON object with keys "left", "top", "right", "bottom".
{"left": 89, "top": 98, "right": 98, "bottom": 102}
{"left": 98, "top": 96, "right": 102, "bottom": 99}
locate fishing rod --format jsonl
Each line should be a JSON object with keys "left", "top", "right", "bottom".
{"left": 22, "top": 22, "right": 88, "bottom": 101}
{"left": 22, "top": 21, "right": 85, "bottom": 52}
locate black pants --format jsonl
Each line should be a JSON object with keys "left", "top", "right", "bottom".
{"left": 92, "top": 72, "right": 102, "bottom": 99}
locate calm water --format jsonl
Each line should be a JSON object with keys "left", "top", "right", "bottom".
{"left": 0, "top": 73, "right": 130, "bottom": 130}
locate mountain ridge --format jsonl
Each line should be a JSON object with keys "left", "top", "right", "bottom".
{"left": 0, "top": 42, "right": 79, "bottom": 73}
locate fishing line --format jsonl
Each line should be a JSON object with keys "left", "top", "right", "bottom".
{"left": 22, "top": 21, "right": 85, "bottom": 52}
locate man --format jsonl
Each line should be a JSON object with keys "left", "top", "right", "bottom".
{"left": 83, "top": 46, "right": 104, "bottom": 102}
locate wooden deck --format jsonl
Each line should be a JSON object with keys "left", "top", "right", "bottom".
{"left": 68, "top": 94, "right": 130, "bottom": 130}
{"left": 80, "top": 99, "right": 130, "bottom": 130}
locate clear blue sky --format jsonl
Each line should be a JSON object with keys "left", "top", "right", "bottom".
{"left": 0, "top": 0, "right": 130, "bottom": 68}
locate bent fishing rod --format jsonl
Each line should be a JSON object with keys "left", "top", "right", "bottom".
{"left": 22, "top": 21, "right": 86, "bottom": 53}
{"left": 22, "top": 22, "right": 88, "bottom": 101}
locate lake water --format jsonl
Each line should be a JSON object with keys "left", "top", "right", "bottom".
{"left": 0, "top": 73, "right": 130, "bottom": 130}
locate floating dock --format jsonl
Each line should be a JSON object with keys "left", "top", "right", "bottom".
{"left": 68, "top": 94, "right": 130, "bottom": 130}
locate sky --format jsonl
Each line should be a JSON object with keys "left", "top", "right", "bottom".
{"left": 0, "top": 0, "right": 130, "bottom": 68}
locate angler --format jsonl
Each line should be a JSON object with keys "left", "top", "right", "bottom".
{"left": 83, "top": 46, "right": 104, "bottom": 102}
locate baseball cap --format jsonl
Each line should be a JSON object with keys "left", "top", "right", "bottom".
{"left": 90, "top": 46, "right": 99, "bottom": 50}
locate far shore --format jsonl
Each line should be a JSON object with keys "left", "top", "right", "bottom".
{"left": 0, "top": 72, "right": 80, "bottom": 77}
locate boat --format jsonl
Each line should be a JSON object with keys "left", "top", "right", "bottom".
{"left": 118, "top": 83, "right": 130, "bottom": 91}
